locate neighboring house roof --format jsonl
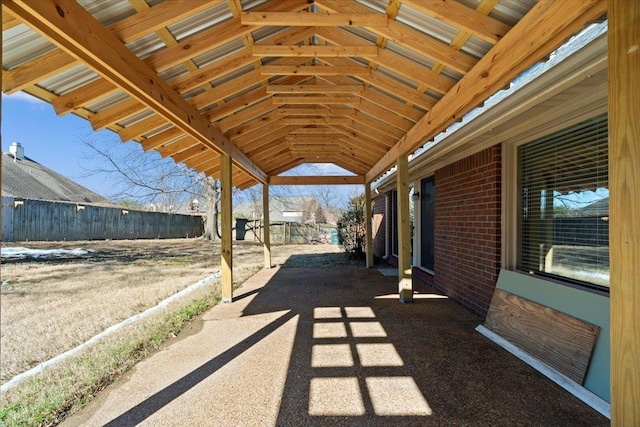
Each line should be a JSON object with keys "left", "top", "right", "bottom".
{"left": 1, "top": 151, "right": 113, "bottom": 205}
{"left": 234, "top": 196, "right": 327, "bottom": 223}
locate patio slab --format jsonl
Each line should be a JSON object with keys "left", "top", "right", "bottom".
{"left": 63, "top": 266, "right": 608, "bottom": 426}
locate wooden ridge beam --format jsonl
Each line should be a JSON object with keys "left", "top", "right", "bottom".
{"left": 288, "top": 127, "right": 333, "bottom": 134}
{"left": 261, "top": 65, "right": 370, "bottom": 76}
{"left": 280, "top": 118, "right": 352, "bottom": 125}
{"left": 269, "top": 175, "right": 364, "bottom": 185}
{"left": 285, "top": 133, "right": 344, "bottom": 140}
{"left": 241, "top": 11, "right": 388, "bottom": 27}
{"left": 267, "top": 84, "right": 363, "bottom": 94}
{"left": 252, "top": 45, "right": 377, "bottom": 57}
{"left": 366, "top": 0, "right": 608, "bottom": 183}
{"left": 4, "top": 0, "right": 267, "bottom": 184}
{"left": 276, "top": 107, "right": 349, "bottom": 116}
{"left": 273, "top": 96, "right": 360, "bottom": 105}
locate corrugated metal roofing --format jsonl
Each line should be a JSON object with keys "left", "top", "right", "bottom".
{"left": 2, "top": 0, "right": 606, "bottom": 189}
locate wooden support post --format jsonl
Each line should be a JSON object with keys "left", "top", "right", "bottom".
{"left": 609, "top": 1, "right": 640, "bottom": 424}
{"left": 263, "top": 183, "right": 271, "bottom": 269}
{"left": 221, "top": 153, "right": 233, "bottom": 303}
{"left": 365, "top": 183, "right": 374, "bottom": 268}
{"left": 397, "top": 154, "right": 413, "bottom": 303}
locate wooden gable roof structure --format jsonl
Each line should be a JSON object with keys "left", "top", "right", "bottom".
{"left": 2, "top": 1, "right": 638, "bottom": 423}
{"left": 2, "top": 0, "right": 607, "bottom": 188}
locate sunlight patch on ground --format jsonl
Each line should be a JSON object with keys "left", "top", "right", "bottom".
{"left": 356, "top": 343, "right": 404, "bottom": 367}
{"left": 309, "top": 377, "right": 365, "bottom": 416}
{"left": 311, "top": 344, "right": 354, "bottom": 368}
{"left": 313, "top": 307, "right": 342, "bottom": 319}
{"left": 344, "top": 306, "right": 376, "bottom": 318}
{"left": 313, "top": 322, "right": 347, "bottom": 339}
{"left": 366, "top": 377, "right": 433, "bottom": 416}
{"left": 349, "top": 321, "right": 387, "bottom": 338}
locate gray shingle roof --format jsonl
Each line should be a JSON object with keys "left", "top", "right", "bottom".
{"left": 1, "top": 152, "right": 113, "bottom": 205}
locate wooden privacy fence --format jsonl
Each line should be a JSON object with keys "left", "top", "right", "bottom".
{"left": 239, "top": 219, "right": 337, "bottom": 245}
{"left": 1, "top": 197, "right": 203, "bottom": 242}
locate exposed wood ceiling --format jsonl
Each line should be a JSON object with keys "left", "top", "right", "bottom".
{"left": 2, "top": 0, "right": 607, "bottom": 189}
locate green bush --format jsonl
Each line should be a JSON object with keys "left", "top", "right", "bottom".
{"left": 337, "top": 194, "right": 366, "bottom": 258}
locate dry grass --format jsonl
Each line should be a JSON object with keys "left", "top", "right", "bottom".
{"left": 0, "top": 239, "right": 349, "bottom": 381}
{"left": 0, "top": 238, "right": 355, "bottom": 426}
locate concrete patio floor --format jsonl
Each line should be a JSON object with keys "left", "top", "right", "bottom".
{"left": 63, "top": 263, "right": 608, "bottom": 426}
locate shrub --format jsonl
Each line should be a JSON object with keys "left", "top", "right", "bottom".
{"left": 337, "top": 194, "right": 366, "bottom": 258}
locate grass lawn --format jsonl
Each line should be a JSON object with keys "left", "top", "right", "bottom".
{"left": 0, "top": 238, "right": 358, "bottom": 426}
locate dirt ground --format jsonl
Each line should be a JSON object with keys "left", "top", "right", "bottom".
{"left": 0, "top": 238, "right": 359, "bottom": 382}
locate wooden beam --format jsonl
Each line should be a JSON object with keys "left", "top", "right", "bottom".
{"left": 261, "top": 65, "right": 370, "bottom": 76}
{"left": 252, "top": 45, "right": 378, "bottom": 58}
{"left": 314, "top": 0, "right": 477, "bottom": 74}
{"left": 263, "top": 183, "right": 271, "bottom": 269}
{"left": 288, "top": 127, "right": 334, "bottom": 134}
{"left": 267, "top": 84, "right": 363, "bottom": 94}
{"left": 241, "top": 11, "right": 388, "bottom": 27}
{"left": 156, "top": 137, "right": 199, "bottom": 158}
{"left": 118, "top": 115, "right": 168, "bottom": 142}
{"left": 1, "top": 0, "right": 222, "bottom": 94}
{"left": 280, "top": 118, "right": 352, "bottom": 125}
{"left": 396, "top": 154, "right": 412, "bottom": 303}
{"left": 609, "top": 0, "right": 640, "bottom": 424}
{"left": 221, "top": 153, "right": 233, "bottom": 302}
{"left": 315, "top": 26, "right": 455, "bottom": 95}
{"left": 400, "top": 0, "right": 510, "bottom": 44}
{"left": 365, "top": 182, "right": 374, "bottom": 268}
{"left": 139, "top": 127, "right": 184, "bottom": 151}
{"left": 273, "top": 96, "right": 360, "bottom": 105}
{"left": 56, "top": 26, "right": 313, "bottom": 117}
{"left": 320, "top": 75, "right": 424, "bottom": 122}
{"left": 277, "top": 107, "right": 347, "bottom": 116}
{"left": 4, "top": 0, "right": 267, "bottom": 184}
{"left": 321, "top": 57, "right": 437, "bottom": 110}
{"left": 365, "top": 0, "right": 608, "bottom": 183}
{"left": 285, "top": 134, "right": 344, "bottom": 140}
{"left": 210, "top": 75, "right": 310, "bottom": 124}
{"left": 269, "top": 175, "right": 364, "bottom": 185}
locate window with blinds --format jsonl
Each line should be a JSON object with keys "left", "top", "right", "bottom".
{"left": 518, "top": 114, "right": 609, "bottom": 290}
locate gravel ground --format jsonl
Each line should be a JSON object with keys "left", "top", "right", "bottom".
{"left": 62, "top": 266, "right": 608, "bottom": 427}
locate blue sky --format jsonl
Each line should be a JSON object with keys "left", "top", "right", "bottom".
{"left": 2, "top": 92, "right": 361, "bottom": 207}
{"left": 2, "top": 91, "right": 111, "bottom": 194}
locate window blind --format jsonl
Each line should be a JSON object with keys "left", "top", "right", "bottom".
{"left": 518, "top": 114, "right": 609, "bottom": 289}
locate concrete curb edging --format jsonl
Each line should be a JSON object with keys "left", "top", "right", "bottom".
{"left": 1, "top": 271, "right": 221, "bottom": 393}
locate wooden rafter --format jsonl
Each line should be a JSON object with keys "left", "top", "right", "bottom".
{"left": 365, "top": 0, "right": 608, "bottom": 182}
{"left": 3, "top": 0, "right": 268, "bottom": 184}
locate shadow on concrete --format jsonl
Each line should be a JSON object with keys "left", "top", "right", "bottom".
{"left": 103, "top": 264, "right": 607, "bottom": 426}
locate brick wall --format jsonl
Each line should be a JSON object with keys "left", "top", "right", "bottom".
{"left": 430, "top": 145, "right": 502, "bottom": 317}
{"left": 372, "top": 194, "right": 387, "bottom": 259}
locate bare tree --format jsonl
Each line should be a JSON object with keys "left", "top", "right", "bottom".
{"left": 79, "top": 134, "right": 222, "bottom": 240}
